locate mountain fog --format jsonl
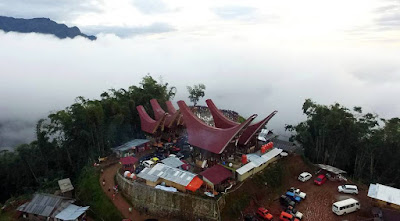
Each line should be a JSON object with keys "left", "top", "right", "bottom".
{"left": 1, "top": 31, "right": 400, "bottom": 147}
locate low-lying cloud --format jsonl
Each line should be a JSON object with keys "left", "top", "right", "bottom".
{"left": 1, "top": 31, "right": 400, "bottom": 147}
{"left": 81, "top": 22, "right": 176, "bottom": 38}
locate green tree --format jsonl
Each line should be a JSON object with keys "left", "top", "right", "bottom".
{"left": 287, "top": 99, "right": 400, "bottom": 188}
{"left": 0, "top": 74, "right": 176, "bottom": 203}
{"left": 186, "top": 84, "right": 206, "bottom": 106}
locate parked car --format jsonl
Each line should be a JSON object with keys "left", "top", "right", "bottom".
{"left": 150, "top": 157, "right": 160, "bottom": 163}
{"left": 244, "top": 214, "right": 259, "bottom": 221}
{"left": 314, "top": 174, "right": 327, "bottom": 185}
{"left": 257, "top": 207, "right": 273, "bottom": 220}
{"left": 371, "top": 207, "right": 383, "bottom": 221}
{"left": 280, "top": 195, "right": 296, "bottom": 208}
{"left": 338, "top": 185, "right": 358, "bottom": 195}
{"left": 142, "top": 160, "right": 155, "bottom": 168}
{"left": 286, "top": 191, "right": 301, "bottom": 203}
{"left": 135, "top": 165, "right": 145, "bottom": 174}
{"left": 170, "top": 146, "right": 180, "bottom": 153}
{"left": 279, "top": 211, "right": 301, "bottom": 221}
{"left": 285, "top": 206, "right": 303, "bottom": 220}
{"left": 139, "top": 155, "right": 152, "bottom": 163}
{"left": 298, "top": 172, "right": 312, "bottom": 182}
{"left": 180, "top": 160, "right": 190, "bottom": 171}
{"left": 175, "top": 152, "right": 185, "bottom": 159}
{"left": 287, "top": 187, "right": 306, "bottom": 199}
{"left": 332, "top": 198, "right": 360, "bottom": 215}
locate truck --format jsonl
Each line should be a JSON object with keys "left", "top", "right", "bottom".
{"left": 287, "top": 187, "right": 306, "bottom": 199}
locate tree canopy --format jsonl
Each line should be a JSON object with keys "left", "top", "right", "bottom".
{"left": 0, "top": 75, "right": 175, "bottom": 203}
{"left": 187, "top": 84, "right": 206, "bottom": 106}
{"left": 287, "top": 99, "right": 400, "bottom": 187}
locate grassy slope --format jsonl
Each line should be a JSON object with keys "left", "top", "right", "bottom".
{"left": 76, "top": 166, "right": 123, "bottom": 221}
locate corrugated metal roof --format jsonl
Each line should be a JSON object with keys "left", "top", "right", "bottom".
{"left": 137, "top": 163, "right": 196, "bottom": 186}
{"left": 261, "top": 148, "right": 283, "bottom": 161}
{"left": 236, "top": 162, "right": 256, "bottom": 175}
{"left": 317, "top": 164, "right": 346, "bottom": 174}
{"left": 17, "top": 194, "right": 74, "bottom": 217}
{"left": 246, "top": 153, "right": 267, "bottom": 167}
{"left": 114, "top": 139, "right": 150, "bottom": 152}
{"left": 161, "top": 156, "right": 184, "bottom": 168}
{"left": 55, "top": 204, "right": 89, "bottom": 221}
{"left": 271, "top": 138, "right": 298, "bottom": 153}
{"left": 368, "top": 183, "right": 400, "bottom": 206}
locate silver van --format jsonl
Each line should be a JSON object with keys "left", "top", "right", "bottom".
{"left": 338, "top": 185, "right": 358, "bottom": 194}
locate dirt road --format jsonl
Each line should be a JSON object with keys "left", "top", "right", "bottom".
{"left": 99, "top": 163, "right": 166, "bottom": 221}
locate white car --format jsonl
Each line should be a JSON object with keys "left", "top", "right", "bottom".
{"left": 298, "top": 172, "right": 312, "bottom": 182}
{"left": 338, "top": 185, "right": 358, "bottom": 195}
{"left": 142, "top": 160, "right": 155, "bottom": 168}
{"left": 288, "top": 187, "right": 307, "bottom": 199}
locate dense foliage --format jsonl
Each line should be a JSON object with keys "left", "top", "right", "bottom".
{"left": 287, "top": 99, "right": 400, "bottom": 187}
{"left": 0, "top": 75, "right": 175, "bottom": 202}
{"left": 75, "top": 166, "right": 123, "bottom": 220}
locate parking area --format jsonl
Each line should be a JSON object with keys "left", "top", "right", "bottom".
{"left": 245, "top": 155, "right": 374, "bottom": 221}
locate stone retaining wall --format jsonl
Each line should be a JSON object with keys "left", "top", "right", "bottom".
{"left": 116, "top": 173, "right": 225, "bottom": 221}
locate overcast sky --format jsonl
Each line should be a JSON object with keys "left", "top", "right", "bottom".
{"left": 1, "top": 0, "right": 400, "bottom": 146}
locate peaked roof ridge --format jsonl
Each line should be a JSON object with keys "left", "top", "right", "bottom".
{"left": 178, "top": 100, "right": 256, "bottom": 154}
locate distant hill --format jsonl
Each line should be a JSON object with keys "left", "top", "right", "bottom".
{"left": 0, "top": 16, "right": 96, "bottom": 40}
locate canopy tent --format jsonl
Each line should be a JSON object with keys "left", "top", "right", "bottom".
{"left": 120, "top": 156, "right": 138, "bottom": 165}
{"left": 185, "top": 176, "right": 204, "bottom": 192}
{"left": 317, "top": 164, "right": 347, "bottom": 174}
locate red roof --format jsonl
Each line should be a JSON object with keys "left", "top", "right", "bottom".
{"left": 120, "top": 156, "right": 138, "bottom": 165}
{"left": 136, "top": 105, "right": 166, "bottom": 134}
{"left": 177, "top": 100, "right": 256, "bottom": 154}
{"left": 200, "top": 165, "right": 232, "bottom": 185}
{"left": 206, "top": 99, "right": 277, "bottom": 145}
{"left": 150, "top": 99, "right": 180, "bottom": 128}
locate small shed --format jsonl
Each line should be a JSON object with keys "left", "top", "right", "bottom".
{"left": 55, "top": 204, "right": 89, "bottom": 221}
{"left": 236, "top": 148, "right": 283, "bottom": 182}
{"left": 200, "top": 165, "right": 232, "bottom": 192}
{"left": 58, "top": 178, "right": 74, "bottom": 197}
{"left": 368, "top": 183, "right": 400, "bottom": 210}
{"left": 17, "top": 193, "right": 75, "bottom": 221}
{"left": 120, "top": 156, "right": 138, "bottom": 172}
{"left": 113, "top": 139, "right": 150, "bottom": 157}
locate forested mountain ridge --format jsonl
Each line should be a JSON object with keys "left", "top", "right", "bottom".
{"left": 286, "top": 99, "right": 400, "bottom": 188}
{"left": 0, "top": 16, "right": 96, "bottom": 40}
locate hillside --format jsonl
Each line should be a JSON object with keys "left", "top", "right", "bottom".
{"left": 0, "top": 16, "right": 96, "bottom": 40}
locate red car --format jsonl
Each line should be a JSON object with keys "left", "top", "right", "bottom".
{"left": 257, "top": 207, "right": 273, "bottom": 220}
{"left": 279, "top": 211, "right": 300, "bottom": 221}
{"left": 314, "top": 174, "right": 327, "bottom": 185}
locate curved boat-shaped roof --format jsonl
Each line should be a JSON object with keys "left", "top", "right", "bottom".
{"left": 166, "top": 100, "right": 184, "bottom": 126}
{"left": 178, "top": 100, "right": 256, "bottom": 154}
{"left": 150, "top": 99, "right": 180, "bottom": 128}
{"left": 136, "top": 105, "right": 166, "bottom": 134}
{"left": 206, "top": 99, "right": 277, "bottom": 145}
